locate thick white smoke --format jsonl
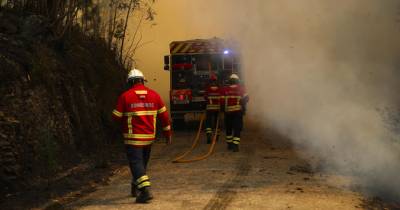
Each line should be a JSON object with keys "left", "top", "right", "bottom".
{"left": 186, "top": 0, "right": 400, "bottom": 200}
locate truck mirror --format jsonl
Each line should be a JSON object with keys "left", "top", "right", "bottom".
{"left": 164, "top": 65, "right": 170, "bottom": 71}
{"left": 164, "top": 55, "right": 170, "bottom": 65}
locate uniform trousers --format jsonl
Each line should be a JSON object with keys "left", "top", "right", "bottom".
{"left": 126, "top": 145, "right": 152, "bottom": 189}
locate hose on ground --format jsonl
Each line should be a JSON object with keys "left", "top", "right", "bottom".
{"left": 172, "top": 112, "right": 220, "bottom": 163}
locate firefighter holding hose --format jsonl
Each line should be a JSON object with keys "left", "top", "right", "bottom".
{"left": 221, "top": 74, "right": 249, "bottom": 152}
{"left": 112, "top": 69, "right": 172, "bottom": 203}
{"left": 204, "top": 73, "right": 222, "bottom": 144}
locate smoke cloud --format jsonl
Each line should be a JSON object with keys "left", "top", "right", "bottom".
{"left": 185, "top": 0, "right": 400, "bottom": 200}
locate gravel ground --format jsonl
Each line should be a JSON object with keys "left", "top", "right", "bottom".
{"left": 64, "top": 128, "right": 377, "bottom": 210}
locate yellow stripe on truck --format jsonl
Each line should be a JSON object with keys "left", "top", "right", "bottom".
{"left": 172, "top": 43, "right": 185, "bottom": 54}
{"left": 180, "top": 43, "right": 192, "bottom": 53}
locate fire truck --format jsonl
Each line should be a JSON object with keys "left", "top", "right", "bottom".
{"left": 163, "top": 37, "right": 241, "bottom": 124}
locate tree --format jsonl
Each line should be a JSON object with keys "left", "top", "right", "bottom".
{"left": 0, "top": 0, "right": 157, "bottom": 68}
{"left": 104, "top": 0, "right": 156, "bottom": 68}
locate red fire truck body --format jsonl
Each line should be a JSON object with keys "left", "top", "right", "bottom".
{"left": 163, "top": 38, "right": 241, "bottom": 122}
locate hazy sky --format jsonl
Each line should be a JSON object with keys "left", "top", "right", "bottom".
{"left": 133, "top": 0, "right": 227, "bottom": 102}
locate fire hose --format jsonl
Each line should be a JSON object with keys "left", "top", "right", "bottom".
{"left": 172, "top": 112, "right": 220, "bottom": 163}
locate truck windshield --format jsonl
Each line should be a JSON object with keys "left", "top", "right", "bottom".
{"left": 192, "top": 54, "right": 221, "bottom": 71}
{"left": 223, "top": 55, "right": 240, "bottom": 71}
{"left": 171, "top": 55, "right": 193, "bottom": 71}
{"left": 171, "top": 54, "right": 224, "bottom": 91}
{"left": 172, "top": 55, "right": 191, "bottom": 64}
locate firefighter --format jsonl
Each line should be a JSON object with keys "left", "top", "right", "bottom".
{"left": 204, "top": 74, "right": 221, "bottom": 144}
{"left": 112, "top": 68, "right": 172, "bottom": 203}
{"left": 221, "top": 74, "right": 249, "bottom": 152}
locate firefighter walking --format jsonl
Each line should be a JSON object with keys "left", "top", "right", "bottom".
{"left": 221, "top": 74, "right": 249, "bottom": 152}
{"left": 112, "top": 69, "right": 172, "bottom": 203}
{"left": 204, "top": 74, "right": 221, "bottom": 144}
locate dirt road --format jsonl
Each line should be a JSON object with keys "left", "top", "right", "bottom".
{"left": 66, "top": 129, "right": 368, "bottom": 210}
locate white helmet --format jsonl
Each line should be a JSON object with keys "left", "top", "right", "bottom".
{"left": 127, "top": 68, "right": 144, "bottom": 82}
{"left": 229, "top": 74, "right": 240, "bottom": 80}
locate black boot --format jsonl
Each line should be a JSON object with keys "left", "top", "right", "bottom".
{"left": 131, "top": 183, "right": 137, "bottom": 197}
{"left": 136, "top": 187, "right": 153, "bottom": 203}
{"left": 232, "top": 144, "right": 239, "bottom": 152}
{"left": 207, "top": 133, "right": 212, "bottom": 144}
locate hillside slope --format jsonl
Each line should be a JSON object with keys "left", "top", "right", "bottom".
{"left": 0, "top": 11, "right": 126, "bottom": 195}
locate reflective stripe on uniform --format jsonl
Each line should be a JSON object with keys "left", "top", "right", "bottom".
{"left": 124, "top": 140, "right": 154, "bottom": 146}
{"left": 123, "top": 111, "right": 157, "bottom": 116}
{"left": 206, "top": 104, "right": 220, "bottom": 110}
{"left": 226, "top": 105, "right": 242, "bottom": 112}
{"left": 233, "top": 137, "right": 240, "bottom": 145}
{"left": 224, "top": 96, "right": 242, "bottom": 110}
{"left": 121, "top": 111, "right": 157, "bottom": 140}
{"left": 137, "top": 181, "right": 151, "bottom": 189}
{"left": 127, "top": 116, "right": 133, "bottom": 134}
{"left": 163, "top": 125, "right": 171, "bottom": 131}
{"left": 206, "top": 128, "right": 212, "bottom": 134}
{"left": 225, "top": 96, "right": 242, "bottom": 99}
{"left": 153, "top": 115, "right": 157, "bottom": 135}
{"left": 136, "top": 175, "right": 151, "bottom": 189}
{"left": 208, "top": 96, "right": 220, "bottom": 99}
{"left": 158, "top": 106, "right": 167, "bottom": 114}
{"left": 136, "top": 175, "right": 149, "bottom": 184}
{"left": 226, "top": 135, "right": 233, "bottom": 143}
{"left": 135, "top": 90, "right": 148, "bottom": 94}
{"left": 112, "top": 109, "right": 123, "bottom": 117}
{"left": 123, "top": 133, "right": 155, "bottom": 139}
